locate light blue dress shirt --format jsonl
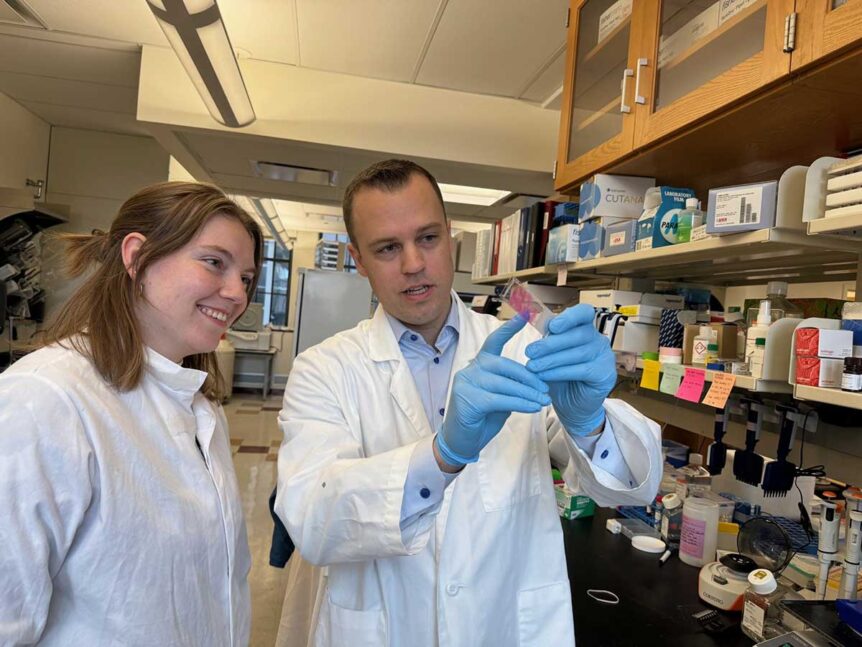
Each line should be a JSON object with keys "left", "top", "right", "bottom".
{"left": 388, "top": 298, "right": 632, "bottom": 528}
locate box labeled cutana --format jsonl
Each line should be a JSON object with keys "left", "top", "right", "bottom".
{"left": 579, "top": 174, "right": 655, "bottom": 222}
{"left": 795, "top": 328, "right": 854, "bottom": 359}
{"left": 796, "top": 356, "right": 845, "bottom": 388}
{"left": 706, "top": 181, "right": 777, "bottom": 234}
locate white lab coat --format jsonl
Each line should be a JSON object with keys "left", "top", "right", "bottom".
{"left": 0, "top": 342, "right": 251, "bottom": 647}
{"left": 276, "top": 297, "right": 661, "bottom": 647}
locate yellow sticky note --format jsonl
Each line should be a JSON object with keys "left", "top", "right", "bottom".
{"left": 640, "top": 359, "right": 660, "bottom": 391}
{"left": 702, "top": 372, "right": 736, "bottom": 408}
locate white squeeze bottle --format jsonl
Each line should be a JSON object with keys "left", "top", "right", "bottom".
{"left": 745, "top": 300, "right": 771, "bottom": 365}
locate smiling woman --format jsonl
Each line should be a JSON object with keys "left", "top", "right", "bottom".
{"left": 0, "top": 181, "right": 264, "bottom": 646}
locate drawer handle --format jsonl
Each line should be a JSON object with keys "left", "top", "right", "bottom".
{"left": 620, "top": 68, "right": 634, "bottom": 114}
{"left": 635, "top": 57, "right": 648, "bottom": 105}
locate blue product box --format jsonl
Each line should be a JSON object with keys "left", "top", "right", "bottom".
{"left": 643, "top": 187, "right": 696, "bottom": 248}
{"left": 579, "top": 174, "right": 655, "bottom": 222}
{"left": 546, "top": 224, "right": 579, "bottom": 264}
{"left": 553, "top": 202, "right": 579, "bottom": 226}
{"left": 578, "top": 220, "right": 604, "bottom": 261}
{"left": 706, "top": 181, "right": 777, "bottom": 235}
{"left": 603, "top": 220, "right": 637, "bottom": 257}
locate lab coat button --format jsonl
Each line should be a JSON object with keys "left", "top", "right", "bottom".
{"left": 420, "top": 487, "right": 431, "bottom": 499}
{"left": 600, "top": 449, "right": 609, "bottom": 459}
{"left": 445, "top": 583, "right": 459, "bottom": 596}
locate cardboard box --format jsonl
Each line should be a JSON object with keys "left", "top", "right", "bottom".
{"left": 796, "top": 356, "right": 844, "bottom": 388}
{"left": 611, "top": 319, "right": 660, "bottom": 354}
{"left": 711, "top": 323, "right": 740, "bottom": 360}
{"left": 603, "top": 220, "right": 637, "bottom": 256}
{"left": 707, "top": 181, "right": 778, "bottom": 234}
{"left": 719, "top": 0, "right": 759, "bottom": 25}
{"left": 636, "top": 186, "right": 696, "bottom": 250}
{"left": 546, "top": 224, "right": 579, "bottom": 264}
{"left": 452, "top": 231, "right": 476, "bottom": 273}
{"left": 795, "top": 328, "right": 854, "bottom": 359}
{"left": 579, "top": 174, "right": 655, "bottom": 222}
{"left": 578, "top": 220, "right": 604, "bottom": 260}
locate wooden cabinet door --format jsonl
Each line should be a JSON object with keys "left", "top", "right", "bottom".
{"left": 632, "top": 0, "right": 794, "bottom": 149}
{"left": 793, "top": 0, "right": 862, "bottom": 71}
{"left": 554, "top": 0, "right": 644, "bottom": 191}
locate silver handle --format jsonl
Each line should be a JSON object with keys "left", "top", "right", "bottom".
{"left": 635, "top": 58, "right": 648, "bottom": 105}
{"left": 620, "top": 68, "right": 633, "bottom": 114}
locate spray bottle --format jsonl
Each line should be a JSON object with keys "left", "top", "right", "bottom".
{"left": 745, "top": 301, "right": 771, "bottom": 370}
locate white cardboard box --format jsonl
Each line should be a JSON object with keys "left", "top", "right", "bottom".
{"left": 598, "top": 0, "right": 633, "bottom": 44}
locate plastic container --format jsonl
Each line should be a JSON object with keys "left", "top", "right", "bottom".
{"left": 677, "top": 197, "right": 703, "bottom": 243}
{"left": 741, "top": 569, "right": 804, "bottom": 642}
{"left": 659, "top": 346, "right": 682, "bottom": 364}
{"left": 748, "top": 337, "right": 766, "bottom": 379}
{"left": 693, "top": 326, "right": 714, "bottom": 366}
{"left": 680, "top": 497, "right": 720, "bottom": 567}
{"left": 661, "top": 493, "right": 683, "bottom": 550}
{"left": 746, "top": 281, "right": 803, "bottom": 327}
{"left": 745, "top": 301, "right": 771, "bottom": 365}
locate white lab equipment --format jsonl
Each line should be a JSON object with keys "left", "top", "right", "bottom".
{"left": 680, "top": 497, "right": 720, "bottom": 567}
{"left": 841, "top": 510, "right": 862, "bottom": 600}
{"left": 818, "top": 500, "right": 840, "bottom": 600}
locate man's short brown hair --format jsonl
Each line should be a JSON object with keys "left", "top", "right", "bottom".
{"left": 342, "top": 159, "right": 446, "bottom": 246}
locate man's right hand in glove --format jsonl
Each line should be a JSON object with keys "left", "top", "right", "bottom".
{"left": 434, "top": 315, "right": 551, "bottom": 469}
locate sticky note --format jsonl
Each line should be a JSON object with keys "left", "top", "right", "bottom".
{"left": 640, "top": 359, "right": 660, "bottom": 391}
{"left": 676, "top": 368, "right": 707, "bottom": 403}
{"left": 702, "top": 372, "right": 736, "bottom": 408}
{"left": 659, "top": 363, "right": 685, "bottom": 394}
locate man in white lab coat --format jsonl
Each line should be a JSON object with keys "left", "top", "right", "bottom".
{"left": 275, "top": 159, "right": 662, "bottom": 646}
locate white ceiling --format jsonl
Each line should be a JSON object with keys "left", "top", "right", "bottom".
{"left": 0, "top": 0, "right": 566, "bottom": 229}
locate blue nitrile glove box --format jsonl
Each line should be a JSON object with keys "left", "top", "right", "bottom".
{"left": 579, "top": 174, "right": 655, "bottom": 222}
{"left": 578, "top": 220, "right": 604, "bottom": 260}
{"left": 706, "top": 181, "right": 777, "bottom": 234}
{"left": 603, "top": 220, "right": 638, "bottom": 257}
{"left": 546, "top": 224, "right": 579, "bottom": 264}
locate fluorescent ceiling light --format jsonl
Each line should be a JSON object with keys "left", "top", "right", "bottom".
{"left": 146, "top": 0, "right": 255, "bottom": 128}
{"left": 437, "top": 183, "right": 509, "bottom": 207}
{"left": 248, "top": 197, "right": 289, "bottom": 250}
{"left": 253, "top": 161, "right": 339, "bottom": 187}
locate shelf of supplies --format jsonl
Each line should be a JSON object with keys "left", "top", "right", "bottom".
{"left": 472, "top": 266, "right": 556, "bottom": 286}
{"left": 660, "top": 0, "right": 767, "bottom": 73}
{"left": 562, "top": 227, "right": 861, "bottom": 287}
{"left": 626, "top": 358, "right": 792, "bottom": 393}
{"left": 807, "top": 213, "right": 862, "bottom": 238}
{"left": 576, "top": 95, "right": 621, "bottom": 131}
{"left": 583, "top": 16, "right": 631, "bottom": 64}
{"left": 793, "top": 384, "right": 862, "bottom": 410}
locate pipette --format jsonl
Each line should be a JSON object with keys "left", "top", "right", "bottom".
{"left": 818, "top": 500, "right": 840, "bottom": 600}
{"left": 841, "top": 510, "right": 862, "bottom": 600}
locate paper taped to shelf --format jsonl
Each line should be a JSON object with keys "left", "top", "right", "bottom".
{"left": 598, "top": 0, "right": 632, "bottom": 45}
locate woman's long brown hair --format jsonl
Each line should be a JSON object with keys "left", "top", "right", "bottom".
{"left": 39, "top": 181, "right": 264, "bottom": 401}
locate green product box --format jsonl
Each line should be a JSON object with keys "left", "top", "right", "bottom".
{"left": 552, "top": 469, "right": 596, "bottom": 519}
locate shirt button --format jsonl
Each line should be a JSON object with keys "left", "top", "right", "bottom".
{"left": 600, "top": 449, "right": 609, "bottom": 459}
{"left": 420, "top": 487, "right": 431, "bottom": 499}
{"left": 439, "top": 408, "right": 445, "bottom": 416}
{"left": 445, "top": 583, "right": 460, "bottom": 596}
{"left": 433, "top": 357, "right": 440, "bottom": 364}
{"left": 410, "top": 334, "right": 418, "bottom": 341}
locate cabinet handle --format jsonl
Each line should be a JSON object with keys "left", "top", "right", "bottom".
{"left": 620, "top": 68, "right": 634, "bottom": 114}
{"left": 635, "top": 58, "right": 648, "bottom": 105}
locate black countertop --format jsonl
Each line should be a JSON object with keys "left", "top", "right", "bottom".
{"left": 563, "top": 507, "right": 753, "bottom": 646}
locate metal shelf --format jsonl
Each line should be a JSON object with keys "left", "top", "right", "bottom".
{"left": 562, "top": 228, "right": 861, "bottom": 287}
{"left": 793, "top": 384, "right": 862, "bottom": 410}
{"left": 626, "top": 358, "right": 792, "bottom": 394}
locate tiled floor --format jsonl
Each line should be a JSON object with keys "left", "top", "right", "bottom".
{"left": 225, "top": 392, "right": 287, "bottom": 647}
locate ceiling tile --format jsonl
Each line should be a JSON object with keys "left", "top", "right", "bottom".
{"left": 26, "top": 0, "right": 165, "bottom": 46}
{"left": 296, "top": 0, "right": 441, "bottom": 82}
{"left": 218, "top": 0, "right": 299, "bottom": 65}
{"left": 0, "top": 70, "right": 137, "bottom": 113}
{"left": 519, "top": 46, "right": 565, "bottom": 104}
{"left": 416, "top": 0, "right": 567, "bottom": 97}
{"left": 21, "top": 101, "right": 149, "bottom": 136}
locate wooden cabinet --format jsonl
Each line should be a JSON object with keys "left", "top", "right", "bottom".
{"left": 555, "top": 0, "right": 862, "bottom": 193}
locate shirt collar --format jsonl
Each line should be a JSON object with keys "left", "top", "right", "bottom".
{"left": 144, "top": 347, "right": 208, "bottom": 395}
{"left": 385, "top": 295, "right": 460, "bottom": 350}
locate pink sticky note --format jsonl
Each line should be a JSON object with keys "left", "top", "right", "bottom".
{"left": 676, "top": 368, "right": 706, "bottom": 403}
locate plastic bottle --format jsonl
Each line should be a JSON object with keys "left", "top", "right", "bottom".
{"left": 679, "top": 497, "right": 720, "bottom": 567}
{"left": 676, "top": 197, "right": 703, "bottom": 243}
{"left": 674, "top": 453, "right": 712, "bottom": 498}
{"left": 748, "top": 337, "right": 766, "bottom": 379}
{"left": 745, "top": 301, "right": 771, "bottom": 365}
{"left": 660, "top": 493, "right": 683, "bottom": 550}
{"left": 706, "top": 343, "right": 719, "bottom": 365}
{"left": 692, "top": 326, "right": 714, "bottom": 366}
{"left": 746, "top": 281, "right": 803, "bottom": 326}
{"left": 741, "top": 569, "right": 804, "bottom": 642}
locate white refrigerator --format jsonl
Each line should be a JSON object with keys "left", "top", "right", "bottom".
{"left": 292, "top": 269, "right": 374, "bottom": 359}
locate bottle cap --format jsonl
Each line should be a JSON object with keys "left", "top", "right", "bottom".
{"left": 707, "top": 343, "right": 718, "bottom": 351}
{"left": 845, "top": 357, "right": 862, "bottom": 371}
{"left": 707, "top": 362, "right": 725, "bottom": 371}
{"left": 642, "top": 352, "right": 659, "bottom": 361}
{"left": 747, "top": 568, "right": 778, "bottom": 594}
{"left": 662, "top": 493, "right": 682, "bottom": 510}
{"left": 757, "top": 300, "right": 772, "bottom": 326}
{"left": 767, "top": 281, "right": 788, "bottom": 297}
{"left": 685, "top": 197, "right": 699, "bottom": 209}
{"left": 755, "top": 338, "right": 766, "bottom": 346}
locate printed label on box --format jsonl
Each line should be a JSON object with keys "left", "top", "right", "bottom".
{"left": 719, "top": 0, "right": 758, "bottom": 25}
{"left": 609, "top": 230, "right": 628, "bottom": 246}
{"left": 713, "top": 185, "right": 763, "bottom": 228}
{"left": 598, "top": 0, "right": 633, "bottom": 44}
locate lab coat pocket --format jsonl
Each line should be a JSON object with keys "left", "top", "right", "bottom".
{"left": 477, "top": 415, "right": 542, "bottom": 511}
{"left": 315, "top": 595, "right": 387, "bottom": 647}
{"left": 517, "top": 581, "right": 574, "bottom": 646}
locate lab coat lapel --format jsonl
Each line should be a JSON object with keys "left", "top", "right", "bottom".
{"left": 446, "top": 296, "right": 483, "bottom": 402}
{"left": 367, "top": 304, "right": 430, "bottom": 440}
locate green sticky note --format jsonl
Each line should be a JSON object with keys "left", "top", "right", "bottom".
{"left": 660, "top": 363, "right": 685, "bottom": 395}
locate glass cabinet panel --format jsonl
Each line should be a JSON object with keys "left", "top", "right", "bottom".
{"left": 567, "top": 0, "right": 633, "bottom": 162}
{"left": 654, "top": 0, "right": 767, "bottom": 110}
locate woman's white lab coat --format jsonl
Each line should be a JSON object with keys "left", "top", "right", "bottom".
{"left": 0, "top": 343, "right": 251, "bottom": 646}
{"left": 276, "top": 296, "right": 662, "bottom": 647}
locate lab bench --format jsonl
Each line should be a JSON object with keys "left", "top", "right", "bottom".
{"left": 563, "top": 507, "right": 751, "bottom": 646}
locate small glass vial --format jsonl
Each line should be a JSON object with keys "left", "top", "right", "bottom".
{"left": 741, "top": 569, "right": 803, "bottom": 642}
{"left": 843, "top": 357, "right": 862, "bottom": 393}
{"left": 660, "top": 493, "right": 683, "bottom": 550}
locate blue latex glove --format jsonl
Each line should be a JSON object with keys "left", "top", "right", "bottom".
{"left": 524, "top": 303, "right": 617, "bottom": 436}
{"left": 435, "top": 315, "right": 552, "bottom": 466}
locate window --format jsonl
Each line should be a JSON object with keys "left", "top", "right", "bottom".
{"left": 253, "top": 239, "right": 291, "bottom": 326}
{"left": 319, "top": 233, "right": 357, "bottom": 273}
